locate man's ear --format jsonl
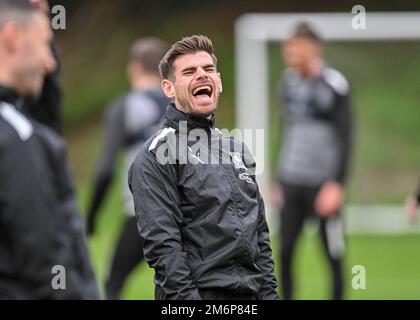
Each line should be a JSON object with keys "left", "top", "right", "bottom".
{"left": 161, "top": 79, "right": 175, "bottom": 99}
{"left": 217, "top": 72, "right": 223, "bottom": 93}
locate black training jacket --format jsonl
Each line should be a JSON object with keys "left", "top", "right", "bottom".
{"left": 0, "top": 87, "right": 98, "bottom": 299}
{"left": 128, "top": 104, "right": 279, "bottom": 300}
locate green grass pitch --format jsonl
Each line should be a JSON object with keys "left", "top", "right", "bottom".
{"left": 84, "top": 184, "right": 420, "bottom": 300}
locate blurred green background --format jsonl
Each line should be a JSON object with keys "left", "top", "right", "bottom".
{"left": 50, "top": 0, "right": 420, "bottom": 299}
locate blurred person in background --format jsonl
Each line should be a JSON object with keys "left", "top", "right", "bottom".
{"left": 0, "top": 0, "right": 98, "bottom": 299}
{"left": 274, "top": 22, "right": 353, "bottom": 300}
{"left": 86, "top": 37, "right": 170, "bottom": 299}
{"left": 405, "top": 178, "right": 420, "bottom": 222}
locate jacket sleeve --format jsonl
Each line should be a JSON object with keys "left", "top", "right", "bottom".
{"left": 255, "top": 189, "right": 280, "bottom": 300}
{"left": 35, "top": 125, "right": 99, "bottom": 299}
{"left": 0, "top": 133, "right": 60, "bottom": 297}
{"left": 128, "top": 149, "right": 201, "bottom": 300}
{"left": 334, "top": 86, "right": 353, "bottom": 184}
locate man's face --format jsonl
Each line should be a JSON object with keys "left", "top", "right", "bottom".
{"left": 13, "top": 13, "right": 55, "bottom": 96}
{"left": 162, "top": 51, "right": 222, "bottom": 118}
{"left": 282, "top": 37, "right": 321, "bottom": 70}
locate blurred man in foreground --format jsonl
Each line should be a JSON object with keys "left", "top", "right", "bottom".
{"left": 86, "top": 37, "right": 169, "bottom": 299}
{"left": 275, "top": 23, "right": 353, "bottom": 300}
{"left": 0, "top": 0, "right": 98, "bottom": 299}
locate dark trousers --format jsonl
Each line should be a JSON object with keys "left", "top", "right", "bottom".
{"left": 198, "top": 289, "right": 258, "bottom": 300}
{"left": 279, "top": 182, "right": 345, "bottom": 300}
{"left": 105, "top": 216, "right": 144, "bottom": 300}
{"left": 154, "top": 286, "right": 258, "bottom": 300}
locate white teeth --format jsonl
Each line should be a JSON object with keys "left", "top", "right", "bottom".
{"left": 192, "top": 85, "right": 212, "bottom": 95}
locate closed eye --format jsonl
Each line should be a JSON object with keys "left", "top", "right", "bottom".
{"left": 182, "top": 70, "right": 195, "bottom": 76}
{"left": 181, "top": 67, "right": 196, "bottom": 75}
{"left": 203, "top": 65, "right": 216, "bottom": 72}
{"left": 181, "top": 64, "right": 216, "bottom": 75}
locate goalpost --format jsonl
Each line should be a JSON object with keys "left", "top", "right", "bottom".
{"left": 234, "top": 12, "right": 420, "bottom": 233}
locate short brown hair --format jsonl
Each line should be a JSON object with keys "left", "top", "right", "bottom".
{"left": 0, "top": 0, "right": 39, "bottom": 29}
{"left": 159, "top": 35, "right": 217, "bottom": 80}
{"left": 129, "top": 37, "right": 169, "bottom": 76}
{"left": 292, "top": 22, "right": 323, "bottom": 44}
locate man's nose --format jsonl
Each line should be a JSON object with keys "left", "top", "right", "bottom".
{"left": 195, "top": 67, "right": 208, "bottom": 79}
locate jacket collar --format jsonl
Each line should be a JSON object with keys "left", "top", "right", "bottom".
{"left": 0, "top": 85, "right": 19, "bottom": 105}
{"left": 164, "top": 103, "right": 215, "bottom": 131}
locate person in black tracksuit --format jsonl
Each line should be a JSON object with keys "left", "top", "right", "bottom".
{"left": 0, "top": 0, "right": 98, "bottom": 299}
{"left": 85, "top": 38, "right": 169, "bottom": 299}
{"left": 128, "top": 35, "right": 279, "bottom": 300}
{"left": 275, "top": 23, "right": 353, "bottom": 300}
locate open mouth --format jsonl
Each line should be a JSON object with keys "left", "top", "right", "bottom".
{"left": 192, "top": 85, "right": 213, "bottom": 98}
